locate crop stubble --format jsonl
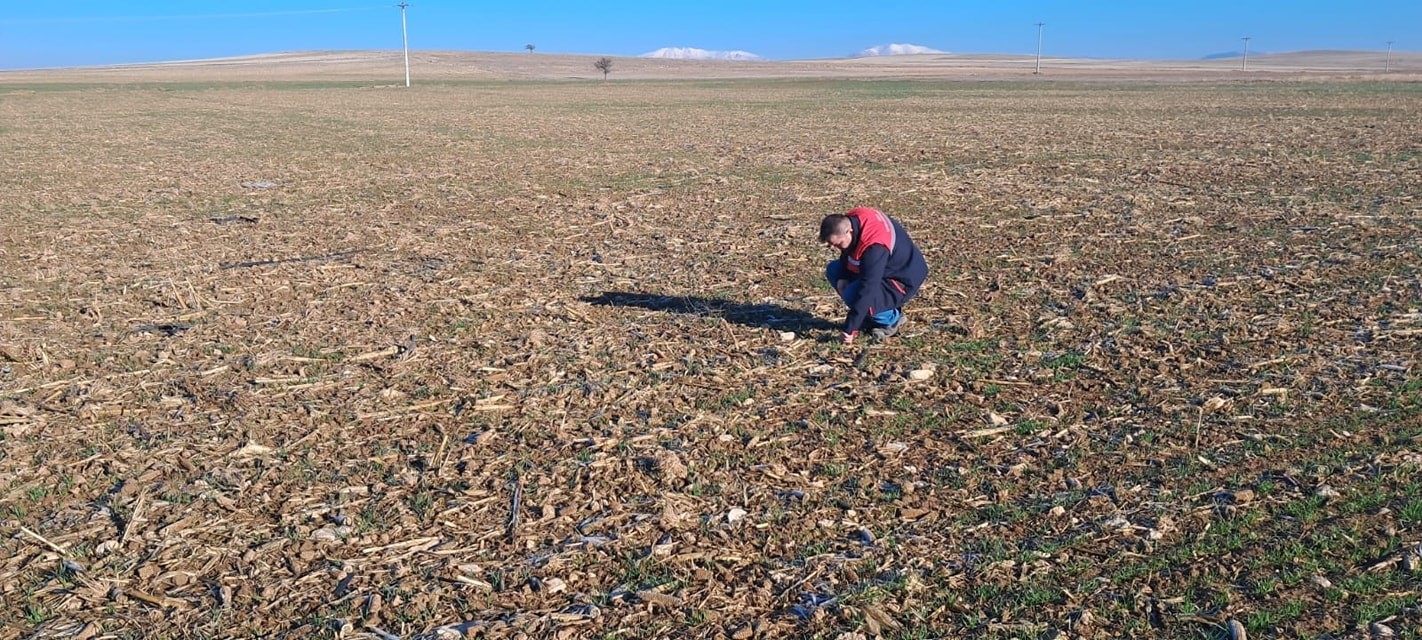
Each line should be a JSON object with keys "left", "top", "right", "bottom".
{"left": 1, "top": 80, "right": 1420, "bottom": 638}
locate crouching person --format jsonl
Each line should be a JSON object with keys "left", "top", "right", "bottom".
{"left": 819, "top": 207, "right": 929, "bottom": 345}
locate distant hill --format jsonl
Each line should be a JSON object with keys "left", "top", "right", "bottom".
{"left": 1202, "top": 51, "right": 1255, "bottom": 60}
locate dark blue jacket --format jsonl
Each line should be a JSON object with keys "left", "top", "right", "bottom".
{"left": 835, "top": 209, "right": 928, "bottom": 333}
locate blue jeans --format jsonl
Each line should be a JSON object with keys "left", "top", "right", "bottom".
{"left": 826, "top": 261, "right": 901, "bottom": 328}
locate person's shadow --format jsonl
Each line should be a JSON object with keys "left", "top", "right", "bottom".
{"left": 580, "top": 291, "right": 837, "bottom": 332}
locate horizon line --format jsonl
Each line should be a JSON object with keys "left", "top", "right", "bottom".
{"left": 4, "top": 46, "right": 1417, "bottom": 73}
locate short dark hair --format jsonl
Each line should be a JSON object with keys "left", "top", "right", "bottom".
{"left": 819, "top": 214, "right": 850, "bottom": 242}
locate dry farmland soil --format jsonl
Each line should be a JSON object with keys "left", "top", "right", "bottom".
{"left": 2, "top": 78, "right": 1421, "bottom": 639}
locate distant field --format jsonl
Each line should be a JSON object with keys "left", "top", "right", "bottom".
{"left": 1, "top": 76, "right": 1420, "bottom": 639}
{"left": 3, "top": 48, "right": 1422, "bottom": 83}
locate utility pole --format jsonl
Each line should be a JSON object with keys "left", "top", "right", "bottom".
{"left": 397, "top": 2, "right": 411, "bottom": 87}
{"left": 1241, "top": 37, "right": 1251, "bottom": 71}
{"left": 1385, "top": 41, "right": 1394, "bottom": 73}
{"left": 1034, "top": 22, "right": 1045, "bottom": 74}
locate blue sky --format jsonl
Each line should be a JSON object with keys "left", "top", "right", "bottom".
{"left": 1, "top": 1, "right": 1416, "bottom": 69}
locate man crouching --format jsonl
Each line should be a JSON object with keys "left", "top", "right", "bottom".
{"left": 819, "top": 207, "right": 929, "bottom": 345}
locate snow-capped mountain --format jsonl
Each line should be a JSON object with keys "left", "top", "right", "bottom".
{"left": 855, "top": 43, "right": 945, "bottom": 57}
{"left": 641, "top": 47, "right": 762, "bottom": 61}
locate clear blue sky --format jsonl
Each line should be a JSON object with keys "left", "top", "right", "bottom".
{"left": 1, "top": 1, "right": 1416, "bottom": 69}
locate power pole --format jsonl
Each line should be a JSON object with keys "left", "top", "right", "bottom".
{"left": 397, "top": 2, "right": 411, "bottom": 87}
{"left": 1241, "top": 37, "right": 1251, "bottom": 71}
{"left": 1385, "top": 41, "right": 1394, "bottom": 73}
{"left": 1034, "top": 22, "right": 1045, "bottom": 74}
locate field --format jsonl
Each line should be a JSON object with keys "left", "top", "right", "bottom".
{"left": 2, "top": 61, "right": 1421, "bottom": 639}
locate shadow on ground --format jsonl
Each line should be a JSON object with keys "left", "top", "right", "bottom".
{"left": 580, "top": 291, "right": 837, "bottom": 332}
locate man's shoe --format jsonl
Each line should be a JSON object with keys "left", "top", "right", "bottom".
{"left": 870, "top": 313, "right": 906, "bottom": 340}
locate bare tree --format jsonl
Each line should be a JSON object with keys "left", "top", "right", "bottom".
{"left": 525, "top": 44, "right": 535, "bottom": 54}
{"left": 593, "top": 57, "right": 613, "bottom": 80}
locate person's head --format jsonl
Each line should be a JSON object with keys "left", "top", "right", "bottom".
{"left": 819, "top": 214, "right": 853, "bottom": 250}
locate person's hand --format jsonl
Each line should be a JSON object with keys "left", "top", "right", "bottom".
{"left": 841, "top": 331, "right": 857, "bottom": 345}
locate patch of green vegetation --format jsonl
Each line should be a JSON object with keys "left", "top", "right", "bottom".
{"left": 355, "top": 502, "right": 392, "bottom": 534}
{"left": 22, "top": 601, "right": 51, "bottom": 625}
{"left": 613, "top": 552, "right": 680, "bottom": 593}
{"left": 1015, "top": 418, "right": 1045, "bottom": 436}
{"left": 938, "top": 339, "right": 1000, "bottom": 372}
{"left": 706, "top": 387, "right": 755, "bottom": 410}
{"left": 1043, "top": 350, "right": 1085, "bottom": 370}
{"left": 1399, "top": 498, "right": 1422, "bottom": 525}
{"left": 406, "top": 489, "right": 435, "bottom": 520}
{"left": 1282, "top": 495, "right": 1328, "bottom": 523}
{"left": 1337, "top": 571, "right": 1397, "bottom": 598}
{"left": 1355, "top": 595, "right": 1415, "bottom": 625}
{"left": 24, "top": 485, "right": 50, "bottom": 503}
{"left": 1339, "top": 480, "right": 1390, "bottom": 515}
